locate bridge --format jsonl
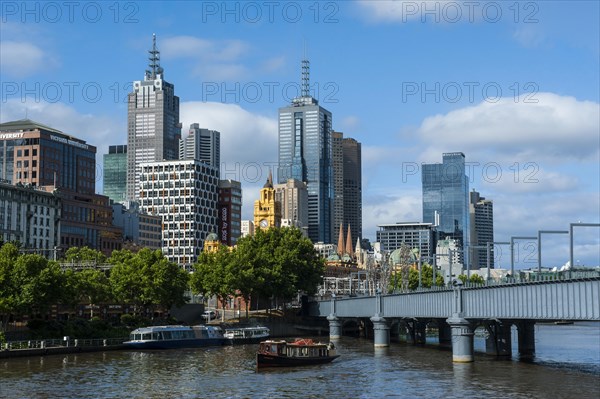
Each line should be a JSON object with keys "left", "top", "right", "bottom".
{"left": 308, "top": 276, "right": 600, "bottom": 363}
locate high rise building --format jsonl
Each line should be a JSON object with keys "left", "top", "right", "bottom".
{"left": 218, "top": 179, "right": 242, "bottom": 246}
{"left": 126, "top": 34, "right": 181, "bottom": 201}
{"left": 179, "top": 124, "right": 220, "bottom": 170}
{"left": 0, "top": 119, "right": 96, "bottom": 192}
{"left": 0, "top": 119, "right": 123, "bottom": 256}
{"left": 342, "top": 137, "right": 362, "bottom": 241}
{"left": 469, "top": 190, "right": 494, "bottom": 269}
{"left": 376, "top": 222, "right": 435, "bottom": 259}
{"left": 111, "top": 201, "right": 162, "bottom": 251}
{"left": 422, "top": 152, "right": 469, "bottom": 264}
{"left": 277, "top": 59, "right": 333, "bottom": 243}
{"left": 138, "top": 159, "right": 219, "bottom": 270}
{"left": 274, "top": 178, "right": 308, "bottom": 230}
{"left": 241, "top": 220, "right": 254, "bottom": 237}
{"left": 103, "top": 145, "right": 127, "bottom": 203}
{"left": 332, "top": 131, "right": 344, "bottom": 244}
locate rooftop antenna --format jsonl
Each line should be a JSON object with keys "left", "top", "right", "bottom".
{"left": 301, "top": 41, "right": 310, "bottom": 98}
{"left": 146, "top": 33, "right": 164, "bottom": 80}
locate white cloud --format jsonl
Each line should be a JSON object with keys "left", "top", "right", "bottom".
{"left": 417, "top": 93, "right": 600, "bottom": 164}
{"left": 339, "top": 115, "right": 360, "bottom": 131}
{"left": 362, "top": 189, "right": 422, "bottom": 240}
{"left": 160, "top": 36, "right": 250, "bottom": 80}
{"left": 0, "top": 41, "right": 54, "bottom": 77}
{"left": 356, "top": 0, "right": 463, "bottom": 23}
{"left": 180, "top": 101, "right": 278, "bottom": 219}
{"left": 513, "top": 26, "right": 546, "bottom": 48}
{"left": 261, "top": 56, "right": 286, "bottom": 73}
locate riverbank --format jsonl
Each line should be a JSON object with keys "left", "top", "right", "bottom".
{"left": 0, "top": 338, "right": 127, "bottom": 359}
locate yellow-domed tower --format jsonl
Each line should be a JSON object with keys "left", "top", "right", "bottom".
{"left": 253, "top": 171, "right": 281, "bottom": 230}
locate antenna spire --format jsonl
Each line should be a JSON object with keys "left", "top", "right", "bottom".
{"left": 146, "top": 33, "right": 164, "bottom": 80}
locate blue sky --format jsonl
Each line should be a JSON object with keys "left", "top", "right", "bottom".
{"left": 1, "top": 1, "right": 599, "bottom": 268}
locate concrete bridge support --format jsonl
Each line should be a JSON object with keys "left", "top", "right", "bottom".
{"left": 405, "top": 319, "right": 428, "bottom": 345}
{"left": 371, "top": 315, "right": 390, "bottom": 347}
{"left": 485, "top": 320, "right": 512, "bottom": 357}
{"left": 447, "top": 315, "right": 474, "bottom": 363}
{"left": 516, "top": 320, "right": 536, "bottom": 358}
{"left": 438, "top": 321, "right": 452, "bottom": 347}
{"left": 327, "top": 314, "right": 341, "bottom": 340}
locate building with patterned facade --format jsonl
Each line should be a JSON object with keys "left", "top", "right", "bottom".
{"left": 126, "top": 35, "right": 181, "bottom": 201}
{"left": 138, "top": 159, "right": 219, "bottom": 270}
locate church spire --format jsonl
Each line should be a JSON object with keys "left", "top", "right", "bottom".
{"left": 337, "top": 223, "right": 344, "bottom": 256}
{"left": 345, "top": 224, "right": 353, "bottom": 256}
{"left": 146, "top": 33, "right": 164, "bottom": 80}
{"left": 263, "top": 169, "right": 273, "bottom": 189}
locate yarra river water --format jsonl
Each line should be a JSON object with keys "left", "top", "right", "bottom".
{"left": 1, "top": 323, "right": 599, "bottom": 399}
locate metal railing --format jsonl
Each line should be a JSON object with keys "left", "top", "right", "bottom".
{"left": 2, "top": 337, "right": 127, "bottom": 351}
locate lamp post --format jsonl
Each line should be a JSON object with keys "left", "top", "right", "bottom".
{"left": 537, "top": 230, "right": 569, "bottom": 273}
{"left": 570, "top": 223, "right": 600, "bottom": 270}
{"left": 510, "top": 236, "right": 537, "bottom": 278}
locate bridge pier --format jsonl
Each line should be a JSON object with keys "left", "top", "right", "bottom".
{"left": 405, "top": 319, "right": 428, "bottom": 345}
{"left": 447, "top": 315, "right": 474, "bottom": 363}
{"left": 516, "top": 320, "right": 536, "bottom": 358}
{"left": 370, "top": 315, "right": 390, "bottom": 347}
{"left": 438, "top": 321, "right": 452, "bottom": 347}
{"left": 327, "top": 314, "right": 341, "bottom": 340}
{"left": 485, "top": 320, "right": 512, "bottom": 357}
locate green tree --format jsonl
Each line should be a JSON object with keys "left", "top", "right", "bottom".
{"left": 0, "top": 243, "right": 21, "bottom": 330}
{"left": 230, "top": 227, "right": 324, "bottom": 311}
{"left": 73, "top": 269, "right": 113, "bottom": 318}
{"left": 457, "top": 273, "right": 485, "bottom": 285}
{"left": 64, "top": 246, "right": 107, "bottom": 264}
{"left": 407, "top": 263, "right": 445, "bottom": 291}
{"left": 110, "top": 248, "right": 188, "bottom": 315}
{"left": 191, "top": 245, "right": 235, "bottom": 318}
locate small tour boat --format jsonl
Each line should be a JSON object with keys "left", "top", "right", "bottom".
{"left": 224, "top": 326, "right": 270, "bottom": 345}
{"left": 256, "top": 338, "right": 339, "bottom": 369}
{"left": 124, "top": 325, "right": 226, "bottom": 349}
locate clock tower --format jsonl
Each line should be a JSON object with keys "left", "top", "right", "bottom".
{"left": 254, "top": 170, "right": 281, "bottom": 230}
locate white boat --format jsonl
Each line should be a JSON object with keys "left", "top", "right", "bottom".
{"left": 124, "top": 325, "right": 226, "bottom": 349}
{"left": 223, "top": 326, "right": 270, "bottom": 345}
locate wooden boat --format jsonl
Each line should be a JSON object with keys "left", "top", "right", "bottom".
{"left": 224, "top": 326, "right": 270, "bottom": 345}
{"left": 256, "top": 338, "right": 339, "bottom": 368}
{"left": 124, "top": 325, "right": 226, "bottom": 349}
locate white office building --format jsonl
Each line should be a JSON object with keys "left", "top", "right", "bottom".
{"left": 138, "top": 159, "right": 219, "bottom": 270}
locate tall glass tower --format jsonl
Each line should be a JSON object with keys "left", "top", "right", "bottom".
{"left": 422, "top": 152, "right": 469, "bottom": 256}
{"left": 103, "top": 145, "right": 127, "bottom": 202}
{"left": 126, "top": 34, "right": 180, "bottom": 201}
{"left": 277, "top": 59, "right": 333, "bottom": 243}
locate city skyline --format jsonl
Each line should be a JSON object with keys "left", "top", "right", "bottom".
{"left": 1, "top": 1, "right": 598, "bottom": 267}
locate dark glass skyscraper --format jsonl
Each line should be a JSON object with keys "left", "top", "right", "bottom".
{"left": 277, "top": 60, "right": 333, "bottom": 243}
{"left": 422, "top": 152, "right": 469, "bottom": 255}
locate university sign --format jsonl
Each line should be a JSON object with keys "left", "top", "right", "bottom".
{"left": 0, "top": 133, "right": 24, "bottom": 140}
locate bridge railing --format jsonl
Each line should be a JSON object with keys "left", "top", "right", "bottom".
{"left": 3, "top": 337, "right": 127, "bottom": 351}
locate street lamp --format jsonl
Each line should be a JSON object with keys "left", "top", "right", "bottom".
{"left": 510, "top": 236, "right": 538, "bottom": 278}
{"left": 537, "top": 230, "right": 569, "bottom": 273}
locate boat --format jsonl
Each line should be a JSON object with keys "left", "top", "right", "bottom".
{"left": 124, "top": 325, "right": 226, "bottom": 349}
{"left": 224, "top": 326, "right": 270, "bottom": 345}
{"left": 256, "top": 338, "right": 339, "bottom": 368}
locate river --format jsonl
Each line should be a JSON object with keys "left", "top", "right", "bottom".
{"left": 1, "top": 322, "right": 598, "bottom": 398}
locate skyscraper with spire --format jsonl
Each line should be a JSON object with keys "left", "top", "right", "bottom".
{"left": 126, "top": 34, "right": 181, "bottom": 201}
{"left": 277, "top": 59, "right": 333, "bottom": 243}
